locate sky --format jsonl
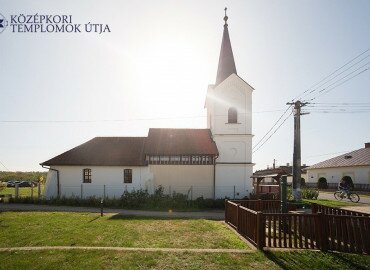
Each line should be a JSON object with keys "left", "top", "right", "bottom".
{"left": 0, "top": 0, "right": 369, "bottom": 172}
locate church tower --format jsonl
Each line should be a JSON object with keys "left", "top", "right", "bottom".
{"left": 205, "top": 9, "right": 254, "bottom": 198}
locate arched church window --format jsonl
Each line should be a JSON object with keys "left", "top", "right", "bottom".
{"left": 228, "top": 107, "right": 237, "bottom": 123}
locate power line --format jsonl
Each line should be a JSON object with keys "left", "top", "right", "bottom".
{"left": 253, "top": 110, "right": 293, "bottom": 153}
{"left": 299, "top": 56, "right": 370, "bottom": 100}
{"left": 304, "top": 150, "right": 352, "bottom": 159}
{"left": 0, "top": 109, "right": 285, "bottom": 124}
{"left": 309, "top": 67, "right": 369, "bottom": 101}
{"left": 252, "top": 105, "right": 292, "bottom": 150}
{"left": 290, "top": 48, "right": 370, "bottom": 102}
{"left": 0, "top": 160, "right": 9, "bottom": 171}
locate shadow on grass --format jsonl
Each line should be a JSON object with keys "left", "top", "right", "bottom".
{"left": 263, "top": 250, "right": 370, "bottom": 270}
{"left": 107, "top": 214, "right": 194, "bottom": 221}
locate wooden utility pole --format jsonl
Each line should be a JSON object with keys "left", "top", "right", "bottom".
{"left": 286, "top": 100, "right": 309, "bottom": 201}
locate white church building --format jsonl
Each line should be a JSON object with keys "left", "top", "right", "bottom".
{"left": 41, "top": 12, "right": 254, "bottom": 199}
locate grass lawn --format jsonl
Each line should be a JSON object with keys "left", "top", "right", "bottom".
{"left": 0, "top": 250, "right": 369, "bottom": 270}
{"left": 0, "top": 212, "right": 246, "bottom": 249}
{"left": 0, "top": 250, "right": 276, "bottom": 270}
{"left": 303, "top": 199, "right": 360, "bottom": 208}
{"left": 0, "top": 186, "right": 44, "bottom": 198}
{"left": 0, "top": 212, "right": 369, "bottom": 269}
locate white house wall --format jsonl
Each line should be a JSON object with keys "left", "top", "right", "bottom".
{"left": 215, "top": 164, "right": 253, "bottom": 198}
{"left": 307, "top": 166, "right": 370, "bottom": 185}
{"left": 45, "top": 166, "right": 152, "bottom": 199}
{"left": 149, "top": 165, "right": 214, "bottom": 199}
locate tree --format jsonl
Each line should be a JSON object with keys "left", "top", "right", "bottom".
{"left": 317, "top": 177, "right": 328, "bottom": 189}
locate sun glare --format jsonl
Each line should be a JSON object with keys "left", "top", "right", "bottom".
{"left": 133, "top": 38, "right": 208, "bottom": 123}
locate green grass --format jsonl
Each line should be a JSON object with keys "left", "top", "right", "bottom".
{"left": 0, "top": 250, "right": 368, "bottom": 270}
{"left": 0, "top": 212, "right": 247, "bottom": 249}
{"left": 0, "top": 186, "right": 44, "bottom": 198}
{"left": 0, "top": 212, "right": 369, "bottom": 269}
{"left": 264, "top": 250, "right": 370, "bottom": 270}
{"left": 0, "top": 250, "right": 276, "bottom": 270}
{"left": 303, "top": 199, "right": 360, "bottom": 207}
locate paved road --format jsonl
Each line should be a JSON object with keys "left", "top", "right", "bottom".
{"left": 0, "top": 203, "right": 224, "bottom": 220}
{"left": 318, "top": 191, "right": 370, "bottom": 205}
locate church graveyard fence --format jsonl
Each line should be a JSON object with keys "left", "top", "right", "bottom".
{"left": 59, "top": 184, "right": 248, "bottom": 200}
{"left": 225, "top": 200, "right": 370, "bottom": 254}
{"left": 0, "top": 183, "right": 45, "bottom": 202}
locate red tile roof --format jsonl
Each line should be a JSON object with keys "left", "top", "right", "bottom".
{"left": 144, "top": 128, "right": 218, "bottom": 156}
{"left": 308, "top": 146, "right": 370, "bottom": 169}
{"left": 41, "top": 128, "right": 219, "bottom": 166}
{"left": 41, "top": 137, "right": 146, "bottom": 166}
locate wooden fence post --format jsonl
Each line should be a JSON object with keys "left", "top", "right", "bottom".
{"left": 15, "top": 183, "right": 19, "bottom": 199}
{"left": 258, "top": 199, "right": 263, "bottom": 212}
{"left": 317, "top": 212, "right": 328, "bottom": 251}
{"left": 80, "top": 184, "right": 83, "bottom": 199}
{"left": 31, "top": 185, "right": 34, "bottom": 199}
{"left": 224, "top": 199, "right": 228, "bottom": 222}
{"left": 256, "top": 211, "right": 265, "bottom": 250}
{"left": 37, "top": 182, "right": 41, "bottom": 199}
{"left": 236, "top": 204, "right": 240, "bottom": 232}
{"left": 312, "top": 203, "right": 317, "bottom": 214}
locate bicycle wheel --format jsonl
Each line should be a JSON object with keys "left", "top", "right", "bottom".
{"left": 349, "top": 193, "right": 360, "bottom": 203}
{"left": 334, "top": 191, "right": 343, "bottom": 201}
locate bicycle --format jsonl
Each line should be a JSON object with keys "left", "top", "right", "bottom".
{"left": 334, "top": 189, "right": 360, "bottom": 203}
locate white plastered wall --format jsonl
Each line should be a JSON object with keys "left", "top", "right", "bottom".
{"left": 206, "top": 74, "right": 254, "bottom": 199}
{"left": 45, "top": 165, "right": 153, "bottom": 199}
{"left": 307, "top": 166, "right": 370, "bottom": 184}
{"left": 149, "top": 165, "right": 214, "bottom": 199}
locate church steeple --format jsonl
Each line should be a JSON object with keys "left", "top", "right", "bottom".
{"left": 215, "top": 8, "right": 237, "bottom": 85}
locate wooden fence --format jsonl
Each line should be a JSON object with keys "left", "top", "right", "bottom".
{"left": 312, "top": 203, "right": 370, "bottom": 217}
{"left": 225, "top": 200, "right": 370, "bottom": 254}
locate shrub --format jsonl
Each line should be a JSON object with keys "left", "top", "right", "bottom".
{"left": 300, "top": 178, "right": 306, "bottom": 187}
{"left": 301, "top": 188, "right": 319, "bottom": 199}
{"left": 341, "top": 175, "right": 354, "bottom": 188}
{"left": 317, "top": 177, "right": 328, "bottom": 189}
{"left": 0, "top": 182, "right": 6, "bottom": 192}
{"left": 8, "top": 185, "right": 227, "bottom": 211}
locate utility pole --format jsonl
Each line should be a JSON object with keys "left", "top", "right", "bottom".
{"left": 286, "top": 100, "right": 309, "bottom": 201}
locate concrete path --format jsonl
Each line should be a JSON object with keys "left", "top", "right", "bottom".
{"left": 0, "top": 203, "right": 224, "bottom": 220}
{"left": 318, "top": 191, "right": 370, "bottom": 205}
{"left": 0, "top": 246, "right": 252, "bottom": 254}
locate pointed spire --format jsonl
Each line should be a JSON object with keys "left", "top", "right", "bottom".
{"left": 216, "top": 7, "right": 237, "bottom": 85}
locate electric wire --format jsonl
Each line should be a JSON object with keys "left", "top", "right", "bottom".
{"left": 0, "top": 160, "right": 9, "bottom": 171}
{"left": 252, "top": 105, "right": 292, "bottom": 150}
{"left": 252, "top": 110, "right": 293, "bottom": 154}
{"left": 290, "top": 48, "right": 369, "bottom": 102}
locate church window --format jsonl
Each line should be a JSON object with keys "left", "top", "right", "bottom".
{"left": 83, "top": 169, "right": 92, "bottom": 183}
{"left": 228, "top": 107, "right": 237, "bottom": 123}
{"left": 124, "top": 169, "right": 132, "bottom": 183}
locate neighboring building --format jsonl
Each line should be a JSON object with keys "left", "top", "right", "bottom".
{"left": 41, "top": 12, "right": 254, "bottom": 199}
{"left": 307, "top": 142, "right": 370, "bottom": 185}
{"left": 254, "top": 163, "right": 309, "bottom": 183}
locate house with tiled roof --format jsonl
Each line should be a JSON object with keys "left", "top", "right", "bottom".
{"left": 306, "top": 142, "right": 370, "bottom": 185}
{"left": 41, "top": 11, "right": 254, "bottom": 199}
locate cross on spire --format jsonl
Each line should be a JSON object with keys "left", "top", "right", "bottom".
{"left": 224, "top": 7, "right": 228, "bottom": 25}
